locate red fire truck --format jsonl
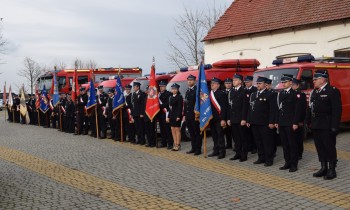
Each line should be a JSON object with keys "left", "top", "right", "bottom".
{"left": 37, "top": 67, "right": 142, "bottom": 93}
{"left": 253, "top": 54, "right": 350, "bottom": 122}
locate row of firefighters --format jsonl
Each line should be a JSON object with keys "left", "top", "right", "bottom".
{"left": 6, "top": 69, "right": 342, "bottom": 180}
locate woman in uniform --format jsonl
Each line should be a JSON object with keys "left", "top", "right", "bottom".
{"left": 167, "top": 83, "right": 183, "bottom": 151}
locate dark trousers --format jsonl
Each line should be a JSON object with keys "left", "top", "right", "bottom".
{"left": 187, "top": 119, "right": 202, "bottom": 153}
{"left": 77, "top": 112, "right": 88, "bottom": 134}
{"left": 279, "top": 126, "right": 299, "bottom": 166}
{"left": 296, "top": 126, "right": 304, "bottom": 158}
{"left": 313, "top": 129, "right": 337, "bottom": 162}
{"left": 97, "top": 114, "right": 107, "bottom": 137}
{"left": 52, "top": 115, "right": 58, "bottom": 129}
{"left": 89, "top": 115, "right": 96, "bottom": 136}
{"left": 14, "top": 111, "right": 20, "bottom": 123}
{"left": 113, "top": 115, "right": 121, "bottom": 140}
{"left": 210, "top": 120, "right": 225, "bottom": 155}
{"left": 251, "top": 125, "right": 275, "bottom": 163}
{"left": 159, "top": 117, "right": 173, "bottom": 146}
{"left": 231, "top": 123, "right": 248, "bottom": 158}
{"left": 224, "top": 125, "right": 233, "bottom": 148}
{"left": 134, "top": 116, "right": 145, "bottom": 144}
{"left": 8, "top": 108, "right": 13, "bottom": 122}
{"left": 65, "top": 116, "right": 75, "bottom": 133}
{"left": 126, "top": 119, "right": 135, "bottom": 142}
{"left": 108, "top": 117, "right": 117, "bottom": 139}
{"left": 145, "top": 120, "right": 156, "bottom": 146}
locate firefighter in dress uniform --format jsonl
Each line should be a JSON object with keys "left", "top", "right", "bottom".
{"left": 275, "top": 74, "right": 303, "bottom": 172}
{"left": 184, "top": 75, "right": 202, "bottom": 155}
{"left": 291, "top": 78, "right": 307, "bottom": 160}
{"left": 247, "top": 77, "right": 277, "bottom": 166}
{"left": 227, "top": 74, "right": 249, "bottom": 162}
{"left": 208, "top": 77, "right": 228, "bottom": 159}
{"left": 244, "top": 76, "right": 258, "bottom": 154}
{"left": 131, "top": 82, "right": 146, "bottom": 145}
{"left": 75, "top": 87, "right": 88, "bottom": 135}
{"left": 124, "top": 85, "right": 136, "bottom": 143}
{"left": 158, "top": 81, "right": 173, "bottom": 149}
{"left": 96, "top": 85, "right": 108, "bottom": 139}
{"left": 306, "top": 70, "right": 342, "bottom": 180}
{"left": 223, "top": 78, "right": 233, "bottom": 150}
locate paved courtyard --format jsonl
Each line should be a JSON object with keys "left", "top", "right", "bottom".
{"left": 0, "top": 115, "right": 349, "bottom": 210}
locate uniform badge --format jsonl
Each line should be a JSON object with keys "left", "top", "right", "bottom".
{"left": 247, "top": 94, "right": 249, "bottom": 98}
{"left": 263, "top": 98, "right": 266, "bottom": 101}
{"left": 297, "top": 94, "right": 300, "bottom": 98}
{"left": 320, "top": 95, "right": 327, "bottom": 97}
{"left": 259, "top": 98, "right": 262, "bottom": 101}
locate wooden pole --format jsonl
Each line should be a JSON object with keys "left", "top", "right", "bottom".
{"left": 38, "top": 110, "right": 40, "bottom": 126}
{"left": 204, "top": 130, "right": 207, "bottom": 158}
{"left": 120, "top": 108, "right": 123, "bottom": 143}
{"left": 95, "top": 107, "right": 99, "bottom": 139}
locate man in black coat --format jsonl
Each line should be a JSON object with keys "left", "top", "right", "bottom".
{"left": 223, "top": 78, "right": 233, "bottom": 150}
{"left": 96, "top": 85, "right": 108, "bottom": 139}
{"left": 275, "top": 74, "right": 303, "bottom": 172}
{"left": 75, "top": 87, "right": 88, "bottom": 135}
{"left": 291, "top": 78, "right": 307, "bottom": 160}
{"left": 13, "top": 94, "right": 21, "bottom": 123}
{"left": 64, "top": 93, "right": 75, "bottom": 133}
{"left": 184, "top": 75, "right": 202, "bottom": 155}
{"left": 244, "top": 76, "right": 258, "bottom": 154}
{"left": 28, "top": 94, "right": 37, "bottom": 125}
{"left": 58, "top": 93, "right": 67, "bottom": 131}
{"left": 132, "top": 82, "right": 146, "bottom": 145}
{"left": 228, "top": 74, "right": 249, "bottom": 162}
{"left": 247, "top": 77, "right": 277, "bottom": 166}
{"left": 208, "top": 77, "right": 228, "bottom": 159}
{"left": 105, "top": 88, "right": 117, "bottom": 139}
{"left": 306, "top": 70, "right": 342, "bottom": 180}
{"left": 124, "top": 85, "right": 136, "bottom": 143}
{"left": 158, "top": 81, "right": 173, "bottom": 149}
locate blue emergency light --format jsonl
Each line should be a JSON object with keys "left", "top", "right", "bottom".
{"left": 272, "top": 54, "right": 315, "bottom": 65}
{"left": 179, "top": 64, "right": 213, "bottom": 72}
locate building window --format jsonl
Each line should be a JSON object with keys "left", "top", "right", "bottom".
{"left": 334, "top": 48, "right": 350, "bottom": 57}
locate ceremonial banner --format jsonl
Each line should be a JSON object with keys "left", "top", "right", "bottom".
{"left": 145, "top": 62, "right": 160, "bottom": 121}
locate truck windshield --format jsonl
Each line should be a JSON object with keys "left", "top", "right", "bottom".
{"left": 38, "top": 77, "right": 53, "bottom": 91}
{"left": 253, "top": 68, "right": 299, "bottom": 89}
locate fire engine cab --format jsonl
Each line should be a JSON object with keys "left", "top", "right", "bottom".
{"left": 253, "top": 54, "right": 350, "bottom": 122}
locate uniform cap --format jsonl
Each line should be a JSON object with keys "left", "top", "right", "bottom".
{"left": 171, "top": 83, "right": 180, "bottom": 89}
{"left": 158, "top": 81, "right": 167, "bottom": 86}
{"left": 79, "top": 87, "right": 86, "bottom": 91}
{"left": 233, "top": 74, "right": 243, "bottom": 80}
{"left": 211, "top": 77, "right": 221, "bottom": 83}
{"left": 281, "top": 74, "right": 293, "bottom": 82}
{"left": 187, "top": 74, "right": 196, "bottom": 80}
{"left": 133, "top": 82, "right": 141, "bottom": 87}
{"left": 256, "top": 77, "right": 268, "bottom": 83}
{"left": 97, "top": 85, "right": 103, "bottom": 90}
{"left": 108, "top": 88, "right": 115, "bottom": 94}
{"left": 313, "top": 70, "right": 329, "bottom": 79}
{"left": 125, "top": 84, "right": 132, "bottom": 89}
{"left": 224, "top": 78, "right": 233, "bottom": 83}
{"left": 292, "top": 78, "right": 300, "bottom": 84}
{"left": 266, "top": 78, "right": 272, "bottom": 84}
{"left": 244, "top": 76, "right": 253, "bottom": 82}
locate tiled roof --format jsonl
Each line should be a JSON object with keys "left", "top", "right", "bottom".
{"left": 204, "top": 0, "right": 350, "bottom": 41}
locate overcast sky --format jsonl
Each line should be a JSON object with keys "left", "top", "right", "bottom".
{"left": 0, "top": 0, "right": 232, "bottom": 93}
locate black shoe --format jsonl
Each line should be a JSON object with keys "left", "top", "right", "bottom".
{"left": 208, "top": 152, "right": 219, "bottom": 157}
{"left": 253, "top": 159, "right": 265, "bottom": 164}
{"left": 159, "top": 144, "right": 167, "bottom": 148}
{"left": 250, "top": 149, "right": 257, "bottom": 154}
{"left": 279, "top": 164, "right": 290, "bottom": 170}
{"left": 148, "top": 144, "right": 156, "bottom": 148}
{"left": 218, "top": 153, "right": 226, "bottom": 159}
{"left": 298, "top": 155, "right": 303, "bottom": 160}
{"left": 229, "top": 155, "right": 240, "bottom": 161}
{"left": 324, "top": 162, "right": 337, "bottom": 180}
{"left": 194, "top": 152, "right": 201, "bottom": 156}
{"left": 167, "top": 145, "right": 173, "bottom": 150}
{"left": 239, "top": 157, "right": 248, "bottom": 162}
{"left": 264, "top": 162, "right": 273, "bottom": 167}
{"left": 289, "top": 166, "right": 298, "bottom": 172}
{"left": 313, "top": 162, "right": 328, "bottom": 177}
{"left": 186, "top": 149, "right": 195, "bottom": 154}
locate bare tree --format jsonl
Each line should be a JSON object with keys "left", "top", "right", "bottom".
{"left": 85, "top": 59, "right": 98, "bottom": 69}
{"left": 54, "top": 61, "right": 67, "bottom": 70}
{"left": 167, "top": 2, "right": 227, "bottom": 68}
{"left": 73, "top": 58, "right": 84, "bottom": 69}
{"left": 18, "top": 57, "right": 43, "bottom": 94}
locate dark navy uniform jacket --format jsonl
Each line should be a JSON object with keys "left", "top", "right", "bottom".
{"left": 276, "top": 88, "right": 303, "bottom": 126}
{"left": 184, "top": 85, "right": 197, "bottom": 120}
{"left": 228, "top": 87, "right": 248, "bottom": 123}
{"left": 247, "top": 89, "right": 277, "bottom": 125}
{"left": 306, "top": 84, "right": 342, "bottom": 130}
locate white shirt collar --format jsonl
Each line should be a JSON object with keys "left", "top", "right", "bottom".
{"left": 319, "top": 83, "right": 328, "bottom": 91}
{"left": 235, "top": 85, "right": 241, "bottom": 91}
{"left": 285, "top": 87, "right": 291, "bottom": 92}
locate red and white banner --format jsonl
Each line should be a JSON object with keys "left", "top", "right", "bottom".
{"left": 145, "top": 61, "right": 160, "bottom": 121}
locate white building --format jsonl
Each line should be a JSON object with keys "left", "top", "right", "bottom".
{"left": 204, "top": 0, "right": 350, "bottom": 68}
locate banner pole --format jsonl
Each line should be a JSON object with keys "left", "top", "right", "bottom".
{"left": 120, "top": 108, "right": 123, "bottom": 143}
{"left": 204, "top": 130, "right": 207, "bottom": 158}
{"left": 95, "top": 107, "right": 99, "bottom": 139}
{"left": 38, "top": 110, "right": 40, "bottom": 126}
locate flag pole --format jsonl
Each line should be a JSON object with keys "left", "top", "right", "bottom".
{"left": 38, "top": 109, "right": 40, "bottom": 126}
{"left": 120, "top": 108, "right": 123, "bottom": 143}
{"left": 95, "top": 107, "right": 99, "bottom": 139}
{"left": 204, "top": 130, "right": 207, "bottom": 158}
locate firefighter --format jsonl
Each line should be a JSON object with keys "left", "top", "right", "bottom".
{"left": 244, "top": 76, "right": 257, "bottom": 154}
{"left": 158, "top": 81, "right": 173, "bottom": 149}
{"left": 131, "top": 82, "right": 146, "bottom": 145}
{"left": 75, "top": 87, "right": 88, "bottom": 135}
{"left": 307, "top": 70, "right": 342, "bottom": 180}
{"left": 96, "top": 85, "right": 108, "bottom": 139}
{"left": 124, "top": 84, "right": 135, "bottom": 143}
{"left": 223, "top": 78, "right": 233, "bottom": 150}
